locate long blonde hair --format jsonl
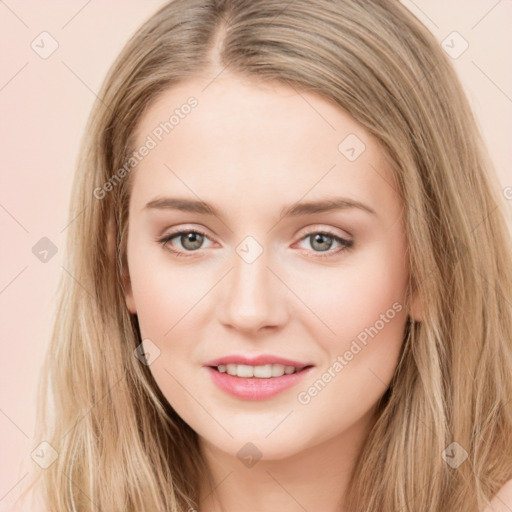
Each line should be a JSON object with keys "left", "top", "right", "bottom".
{"left": 20, "top": 0, "right": 512, "bottom": 510}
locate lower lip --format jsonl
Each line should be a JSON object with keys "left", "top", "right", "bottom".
{"left": 205, "top": 366, "right": 314, "bottom": 400}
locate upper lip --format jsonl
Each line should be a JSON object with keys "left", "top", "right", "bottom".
{"left": 203, "top": 354, "right": 313, "bottom": 371}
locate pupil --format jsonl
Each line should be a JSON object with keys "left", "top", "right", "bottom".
{"left": 182, "top": 232, "right": 203, "bottom": 250}
{"left": 312, "top": 233, "right": 332, "bottom": 251}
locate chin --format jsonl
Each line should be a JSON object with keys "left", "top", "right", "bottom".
{"left": 200, "top": 427, "right": 311, "bottom": 462}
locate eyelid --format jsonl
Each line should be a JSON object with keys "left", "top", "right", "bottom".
{"left": 158, "top": 223, "right": 213, "bottom": 238}
{"left": 297, "top": 224, "right": 353, "bottom": 241}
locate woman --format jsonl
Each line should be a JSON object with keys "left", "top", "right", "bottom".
{"left": 22, "top": 0, "right": 512, "bottom": 510}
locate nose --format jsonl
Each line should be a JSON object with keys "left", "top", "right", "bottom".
{"left": 218, "top": 243, "right": 289, "bottom": 334}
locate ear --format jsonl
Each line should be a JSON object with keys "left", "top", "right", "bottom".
{"left": 107, "top": 215, "right": 137, "bottom": 314}
{"left": 121, "top": 264, "right": 137, "bottom": 314}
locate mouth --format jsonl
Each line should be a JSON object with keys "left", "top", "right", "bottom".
{"left": 205, "top": 363, "right": 315, "bottom": 400}
{"left": 208, "top": 363, "right": 314, "bottom": 379}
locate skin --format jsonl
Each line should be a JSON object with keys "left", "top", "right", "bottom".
{"left": 486, "top": 481, "right": 512, "bottom": 512}
{"left": 122, "top": 72, "right": 421, "bottom": 512}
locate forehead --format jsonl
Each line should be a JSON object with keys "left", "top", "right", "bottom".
{"left": 129, "top": 74, "right": 399, "bottom": 219}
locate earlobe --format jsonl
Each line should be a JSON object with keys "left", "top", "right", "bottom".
{"left": 120, "top": 250, "right": 137, "bottom": 314}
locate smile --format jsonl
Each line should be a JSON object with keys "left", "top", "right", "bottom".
{"left": 206, "top": 365, "right": 315, "bottom": 400}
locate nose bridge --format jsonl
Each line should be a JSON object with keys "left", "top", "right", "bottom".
{"left": 220, "top": 235, "right": 286, "bottom": 332}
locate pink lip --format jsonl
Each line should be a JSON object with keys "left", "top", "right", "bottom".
{"left": 203, "top": 355, "right": 315, "bottom": 401}
{"left": 205, "top": 366, "right": 315, "bottom": 400}
{"left": 203, "top": 354, "right": 312, "bottom": 371}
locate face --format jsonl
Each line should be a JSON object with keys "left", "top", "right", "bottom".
{"left": 122, "top": 73, "right": 417, "bottom": 462}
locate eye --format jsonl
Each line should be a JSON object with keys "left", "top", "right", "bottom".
{"left": 296, "top": 229, "right": 353, "bottom": 259}
{"left": 156, "top": 227, "right": 354, "bottom": 259}
{"left": 157, "top": 229, "right": 213, "bottom": 257}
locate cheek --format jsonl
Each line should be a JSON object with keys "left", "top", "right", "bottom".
{"left": 128, "top": 246, "right": 211, "bottom": 340}
{"left": 131, "top": 280, "right": 176, "bottom": 339}
{"left": 299, "top": 236, "right": 408, "bottom": 342}
{"left": 294, "top": 234, "right": 409, "bottom": 395}
{"left": 320, "top": 266, "right": 407, "bottom": 345}
{"left": 128, "top": 262, "right": 208, "bottom": 410}
{"left": 127, "top": 249, "right": 216, "bottom": 400}
{"left": 290, "top": 256, "right": 409, "bottom": 446}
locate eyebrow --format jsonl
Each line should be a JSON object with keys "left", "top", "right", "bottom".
{"left": 143, "top": 196, "right": 377, "bottom": 218}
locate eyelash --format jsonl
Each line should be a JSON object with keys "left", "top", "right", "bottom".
{"left": 157, "top": 227, "right": 354, "bottom": 260}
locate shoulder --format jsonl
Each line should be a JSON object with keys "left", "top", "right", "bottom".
{"left": 484, "top": 478, "right": 512, "bottom": 512}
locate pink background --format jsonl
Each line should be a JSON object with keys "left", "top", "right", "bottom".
{"left": 1, "top": 1, "right": 511, "bottom": 509}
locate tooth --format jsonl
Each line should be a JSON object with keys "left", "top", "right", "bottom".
{"left": 226, "top": 364, "right": 238, "bottom": 376}
{"left": 271, "top": 364, "right": 286, "bottom": 377}
{"left": 236, "top": 364, "right": 254, "bottom": 378}
{"left": 220, "top": 363, "right": 298, "bottom": 378}
{"left": 253, "top": 364, "right": 273, "bottom": 378}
